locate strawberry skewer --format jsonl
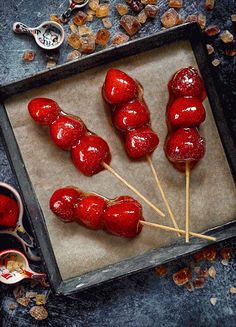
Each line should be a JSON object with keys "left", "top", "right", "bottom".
{"left": 28, "top": 98, "right": 164, "bottom": 218}
{"left": 165, "top": 66, "right": 207, "bottom": 242}
{"left": 102, "top": 68, "right": 179, "bottom": 231}
{"left": 49, "top": 186, "right": 216, "bottom": 241}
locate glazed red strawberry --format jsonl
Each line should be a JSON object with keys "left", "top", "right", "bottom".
{"left": 49, "top": 187, "right": 82, "bottom": 222}
{"left": 50, "top": 115, "right": 86, "bottom": 150}
{"left": 103, "top": 197, "right": 144, "bottom": 238}
{"left": 167, "top": 97, "right": 206, "bottom": 129}
{"left": 165, "top": 128, "right": 205, "bottom": 169}
{"left": 28, "top": 98, "right": 61, "bottom": 125}
{"left": 113, "top": 99, "right": 150, "bottom": 131}
{"left": 71, "top": 134, "right": 111, "bottom": 176}
{"left": 0, "top": 194, "right": 19, "bottom": 227}
{"left": 103, "top": 68, "right": 139, "bottom": 105}
{"left": 75, "top": 195, "right": 107, "bottom": 230}
{"left": 125, "top": 127, "right": 159, "bottom": 159}
{"left": 168, "top": 67, "right": 206, "bottom": 101}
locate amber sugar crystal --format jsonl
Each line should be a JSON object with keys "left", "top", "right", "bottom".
{"left": 144, "top": 5, "right": 158, "bottom": 18}
{"left": 116, "top": 3, "right": 129, "bottom": 16}
{"left": 173, "top": 267, "right": 192, "bottom": 286}
{"left": 80, "top": 35, "right": 96, "bottom": 53}
{"left": 137, "top": 10, "right": 147, "bottom": 24}
{"left": 205, "top": 0, "right": 215, "bottom": 10}
{"left": 120, "top": 15, "right": 141, "bottom": 36}
{"left": 220, "top": 30, "right": 234, "bottom": 43}
{"left": 205, "top": 25, "right": 220, "bottom": 36}
{"left": 161, "top": 8, "right": 182, "bottom": 28}
{"left": 67, "top": 50, "right": 81, "bottom": 61}
{"left": 96, "top": 28, "right": 110, "bottom": 46}
{"left": 130, "top": 0, "right": 143, "bottom": 13}
{"left": 73, "top": 11, "right": 87, "bottom": 26}
{"left": 67, "top": 33, "right": 81, "bottom": 49}
{"left": 112, "top": 32, "right": 130, "bottom": 45}
{"left": 168, "top": 0, "right": 183, "bottom": 9}
{"left": 141, "top": 0, "right": 157, "bottom": 4}
{"left": 89, "top": 0, "right": 99, "bottom": 11}
{"left": 102, "top": 18, "right": 112, "bottom": 28}
{"left": 186, "top": 15, "right": 198, "bottom": 23}
{"left": 154, "top": 265, "right": 168, "bottom": 277}
{"left": 22, "top": 50, "right": 35, "bottom": 61}
{"left": 197, "top": 13, "right": 206, "bottom": 30}
{"left": 96, "top": 4, "right": 110, "bottom": 17}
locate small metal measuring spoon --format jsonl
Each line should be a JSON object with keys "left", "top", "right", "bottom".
{"left": 13, "top": 21, "right": 64, "bottom": 50}
{"left": 0, "top": 182, "right": 40, "bottom": 262}
{"left": 0, "top": 249, "right": 48, "bottom": 287}
{"left": 61, "top": 0, "right": 89, "bottom": 23}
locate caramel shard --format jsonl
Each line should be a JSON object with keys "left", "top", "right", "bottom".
{"left": 130, "top": 0, "right": 143, "bottom": 13}
{"left": 96, "top": 28, "right": 110, "bottom": 46}
{"left": 89, "top": 0, "right": 99, "bottom": 11}
{"left": 205, "top": 0, "right": 215, "bottom": 10}
{"left": 102, "top": 18, "right": 112, "bottom": 29}
{"left": 144, "top": 5, "right": 158, "bottom": 18}
{"left": 80, "top": 36, "right": 96, "bottom": 53}
{"left": 67, "top": 33, "right": 81, "bottom": 49}
{"left": 22, "top": 50, "right": 35, "bottom": 62}
{"left": 197, "top": 13, "right": 206, "bottom": 29}
{"left": 67, "top": 50, "right": 81, "bottom": 61}
{"left": 137, "top": 10, "right": 147, "bottom": 24}
{"left": 8, "top": 302, "right": 17, "bottom": 310}
{"left": 197, "top": 268, "right": 209, "bottom": 279}
{"left": 161, "top": 8, "right": 182, "bottom": 28}
{"left": 212, "top": 59, "right": 220, "bottom": 66}
{"left": 120, "top": 15, "right": 141, "bottom": 36}
{"left": 231, "top": 14, "right": 236, "bottom": 23}
{"left": 186, "top": 15, "right": 198, "bottom": 23}
{"left": 16, "top": 297, "right": 30, "bottom": 307}
{"left": 210, "top": 297, "right": 217, "bottom": 306}
{"left": 193, "top": 278, "right": 205, "bottom": 289}
{"left": 154, "top": 265, "right": 168, "bottom": 277}
{"left": 229, "top": 287, "right": 236, "bottom": 294}
{"left": 96, "top": 4, "right": 110, "bottom": 17}
{"left": 46, "top": 59, "right": 57, "bottom": 69}
{"left": 26, "top": 291, "right": 37, "bottom": 299}
{"left": 220, "top": 30, "right": 234, "bottom": 43}
{"left": 112, "top": 32, "right": 130, "bottom": 45}
{"left": 69, "top": 23, "right": 78, "bottom": 33}
{"left": 35, "top": 294, "right": 46, "bottom": 306}
{"left": 206, "top": 44, "right": 214, "bottom": 54}
{"left": 173, "top": 267, "right": 192, "bottom": 286}
{"left": 168, "top": 0, "right": 183, "bottom": 9}
{"left": 30, "top": 306, "right": 48, "bottom": 320}
{"left": 86, "top": 14, "right": 94, "bottom": 22}
{"left": 205, "top": 25, "right": 220, "bottom": 36}
{"left": 208, "top": 266, "right": 216, "bottom": 279}
{"left": 73, "top": 11, "right": 87, "bottom": 26}
{"left": 185, "top": 281, "right": 194, "bottom": 292}
{"left": 193, "top": 247, "right": 217, "bottom": 262}
{"left": 116, "top": 3, "right": 129, "bottom": 16}
{"left": 78, "top": 25, "right": 93, "bottom": 36}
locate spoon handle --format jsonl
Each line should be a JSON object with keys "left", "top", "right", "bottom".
{"left": 13, "top": 22, "right": 34, "bottom": 36}
{"left": 24, "top": 270, "right": 49, "bottom": 287}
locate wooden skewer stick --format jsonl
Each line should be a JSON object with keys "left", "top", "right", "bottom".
{"left": 146, "top": 155, "right": 181, "bottom": 236}
{"left": 102, "top": 162, "right": 165, "bottom": 218}
{"left": 185, "top": 161, "right": 190, "bottom": 243}
{"left": 139, "top": 221, "right": 216, "bottom": 242}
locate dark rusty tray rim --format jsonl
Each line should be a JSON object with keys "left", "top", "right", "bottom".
{"left": 0, "top": 23, "right": 235, "bottom": 295}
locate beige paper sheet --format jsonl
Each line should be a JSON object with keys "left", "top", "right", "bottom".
{"left": 4, "top": 40, "right": 236, "bottom": 280}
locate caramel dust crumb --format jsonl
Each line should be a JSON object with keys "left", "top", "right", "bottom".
{"left": 116, "top": 4, "right": 129, "bottom": 16}
{"left": 13, "top": 285, "right": 25, "bottom": 299}
{"left": 22, "top": 50, "right": 35, "bottom": 62}
{"left": 67, "top": 33, "right": 81, "bottom": 49}
{"left": 16, "top": 297, "right": 30, "bottom": 307}
{"left": 30, "top": 306, "right": 48, "bottom": 321}
{"left": 229, "top": 287, "right": 236, "bottom": 294}
{"left": 206, "top": 44, "right": 214, "bottom": 54}
{"left": 120, "top": 15, "right": 141, "bottom": 36}
{"left": 193, "top": 278, "right": 205, "bottom": 289}
{"left": 208, "top": 266, "right": 216, "bottom": 279}
{"left": 154, "top": 265, "right": 168, "bottom": 277}
{"left": 173, "top": 267, "right": 192, "bottom": 286}
{"left": 186, "top": 15, "right": 198, "bottom": 23}
{"left": 73, "top": 11, "right": 87, "bottom": 26}
{"left": 102, "top": 18, "right": 112, "bottom": 29}
{"left": 137, "top": 10, "right": 147, "bottom": 24}
{"left": 8, "top": 302, "right": 17, "bottom": 310}
{"left": 220, "top": 247, "right": 232, "bottom": 260}
{"left": 50, "top": 15, "right": 61, "bottom": 24}
{"left": 112, "top": 32, "right": 130, "bottom": 45}
{"left": 26, "top": 292, "right": 37, "bottom": 299}
{"left": 220, "top": 30, "right": 234, "bottom": 43}
{"left": 35, "top": 294, "right": 46, "bottom": 306}
{"left": 205, "top": 0, "right": 215, "bottom": 10}
{"left": 96, "top": 4, "right": 110, "bottom": 18}
{"left": 168, "top": 0, "right": 183, "bottom": 9}
{"left": 161, "top": 8, "right": 182, "bottom": 28}
{"left": 231, "top": 14, "right": 236, "bottom": 23}
{"left": 205, "top": 25, "right": 220, "bottom": 36}
{"left": 67, "top": 50, "right": 81, "bottom": 61}
{"left": 185, "top": 281, "right": 194, "bottom": 292}
{"left": 96, "top": 29, "right": 110, "bottom": 46}
{"left": 46, "top": 59, "right": 57, "bottom": 69}
{"left": 144, "top": 5, "right": 158, "bottom": 18}
{"left": 193, "top": 247, "right": 216, "bottom": 262}
{"left": 197, "top": 13, "right": 206, "bottom": 30}
{"left": 210, "top": 297, "right": 217, "bottom": 306}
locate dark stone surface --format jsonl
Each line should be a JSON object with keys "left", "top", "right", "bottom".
{"left": 0, "top": 0, "right": 235, "bottom": 326}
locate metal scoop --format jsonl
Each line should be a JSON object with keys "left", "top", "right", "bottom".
{"left": 61, "top": 0, "right": 89, "bottom": 23}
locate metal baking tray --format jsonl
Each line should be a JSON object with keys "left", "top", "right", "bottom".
{"left": 0, "top": 23, "right": 235, "bottom": 295}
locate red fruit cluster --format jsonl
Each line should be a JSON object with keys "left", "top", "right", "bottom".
{"left": 165, "top": 67, "right": 206, "bottom": 172}
{"left": 0, "top": 194, "right": 19, "bottom": 228}
{"left": 102, "top": 68, "right": 159, "bottom": 159}
{"left": 28, "top": 98, "right": 111, "bottom": 176}
{"left": 49, "top": 187, "right": 144, "bottom": 238}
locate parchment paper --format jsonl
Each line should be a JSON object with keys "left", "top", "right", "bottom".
{"left": 4, "top": 40, "right": 236, "bottom": 280}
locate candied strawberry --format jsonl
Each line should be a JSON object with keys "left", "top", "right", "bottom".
{"left": 71, "top": 134, "right": 111, "bottom": 176}
{"left": 103, "top": 196, "right": 144, "bottom": 238}
{"left": 168, "top": 67, "right": 206, "bottom": 101}
{"left": 28, "top": 98, "right": 61, "bottom": 125}
{"left": 75, "top": 195, "right": 107, "bottom": 230}
{"left": 113, "top": 98, "right": 150, "bottom": 131}
{"left": 0, "top": 194, "right": 19, "bottom": 227}
{"left": 125, "top": 126, "right": 159, "bottom": 159}
{"left": 50, "top": 115, "right": 86, "bottom": 150}
{"left": 167, "top": 97, "right": 206, "bottom": 129}
{"left": 49, "top": 187, "right": 82, "bottom": 222}
{"left": 165, "top": 128, "right": 205, "bottom": 169}
{"left": 102, "top": 68, "right": 139, "bottom": 105}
